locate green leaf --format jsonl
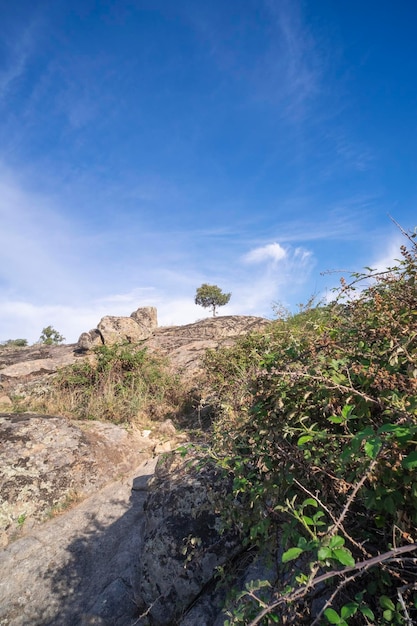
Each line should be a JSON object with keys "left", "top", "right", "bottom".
{"left": 402, "top": 451, "right": 417, "bottom": 469}
{"left": 324, "top": 608, "right": 342, "bottom": 624}
{"left": 378, "top": 423, "right": 413, "bottom": 437}
{"left": 383, "top": 609, "right": 394, "bottom": 621}
{"left": 297, "top": 435, "right": 313, "bottom": 446}
{"left": 302, "top": 498, "right": 318, "bottom": 508}
{"left": 318, "top": 547, "right": 333, "bottom": 561}
{"left": 332, "top": 548, "right": 355, "bottom": 567}
{"left": 341, "top": 603, "right": 358, "bottom": 619}
{"left": 329, "top": 535, "right": 345, "bottom": 549}
{"left": 282, "top": 547, "right": 303, "bottom": 563}
{"left": 360, "top": 606, "right": 375, "bottom": 620}
{"left": 379, "top": 596, "right": 395, "bottom": 611}
{"left": 356, "top": 426, "right": 374, "bottom": 440}
{"left": 364, "top": 436, "right": 382, "bottom": 459}
{"left": 341, "top": 404, "right": 354, "bottom": 418}
{"left": 328, "top": 416, "right": 344, "bottom": 424}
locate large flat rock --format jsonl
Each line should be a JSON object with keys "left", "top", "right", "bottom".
{"left": 0, "top": 457, "right": 158, "bottom": 626}
{"left": 0, "top": 345, "right": 78, "bottom": 379}
{"left": 0, "top": 413, "right": 155, "bottom": 546}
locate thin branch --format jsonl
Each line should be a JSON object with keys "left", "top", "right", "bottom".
{"left": 310, "top": 572, "right": 358, "bottom": 626}
{"left": 388, "top": 214, "right": 417, "bottom": 248}
{"left": 397, "top": 583, "right": 417, "bottom": 626}
{"left": 397, "top": 588, "right": 413, "bottom": 626}
{"left": 292, "top": 477, "right": 371, "bottom": 558}
{"left": 292, "top": 478, "right": 338, "bottom": 525}
{"left": 248, "top": 544, "right": 417, "bottom": 626}
{"left": 279, "top": 370, "right": 380, "bottom": 406}
{"left": 331, "top": 458, "right": 378, "bottom": 536}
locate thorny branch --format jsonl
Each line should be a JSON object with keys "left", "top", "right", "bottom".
{"left": 248, "top": 544, "right": 417, "bottom": 626}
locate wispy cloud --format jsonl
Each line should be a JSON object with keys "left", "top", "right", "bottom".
{"left": 263, "top": 0, "right": 321, "bottom": 117}
{"left": 186, "top": 0, "right": 322, "bottom": 120}
{"left": 274, "top": 198, "right": 379, "bottom": 243}
{"left": 0, "top": 22, "right": 38, "bottom": 101}
{"left": 243, "top": 242, "right": 287, "bottom": 264}
{"left": 237, "top": 241, "right": 315, "bottom": 315}
{"left": 370, "top": 234, "right": 406, "bottom": 273}
{"left": 334, "top": 136, "right": 374, "bottom": 172}
{"left": 0, "top": 171, "right": 68, "bottom": 293}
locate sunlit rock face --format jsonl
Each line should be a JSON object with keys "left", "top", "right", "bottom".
{"left": 96, "top": 306, "right": 158, "bottom": 345}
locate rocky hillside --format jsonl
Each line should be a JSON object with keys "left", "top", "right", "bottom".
{"left": 0, "top": 310, "right": 269, "bottom": 542}
{"left": 0, "top": 309, "right": 271, "bottom": 625}
{"left": 0, "top": 309, "right": 270, "bottom": 403}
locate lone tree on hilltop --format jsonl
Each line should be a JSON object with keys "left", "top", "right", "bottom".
{"left": 38, "top": 325, "right": 65, "bottom": 345}
{"left": 195, "top": 284, "right": 231, "bottom": 317}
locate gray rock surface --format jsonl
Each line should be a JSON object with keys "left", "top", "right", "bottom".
{"left": 96, "top": 307, "right": 158, "bottom": 346}
{"left": 0, "top": 345, "right": 78, "bottom": 380}
{"left": 146, "top": 315, "right": 270, "bottom": 375}
{"left": 76, "top": 329, "right": 104, "bottom": 351}
{"left": 134, "top": 452, "right": 241, "bottom": 625}
{"left": 0, "top": 313, "right": 273, "bottom": 626}
{"left": 0, "top": 413, "right": 154, "bottom": 546}
{"left": 0, "top": 457, "right": 158, "bottom": 626}
{"left": 130, "top": 306, "right": 158, "bottom": 332}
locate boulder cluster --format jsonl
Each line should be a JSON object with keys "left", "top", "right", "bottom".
{"left": 77, "top": 306, "right": 158, "bottom": 350}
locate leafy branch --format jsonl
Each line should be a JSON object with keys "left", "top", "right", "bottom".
{"left": 248, "top": 544, "right": 417, "bottom": 626}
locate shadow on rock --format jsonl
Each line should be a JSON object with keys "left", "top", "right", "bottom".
{"left": 42, "top": 478, "right": 156, "bottom": 626}
{"left": 1, "top": 453, "right": 244, "bottom": 626}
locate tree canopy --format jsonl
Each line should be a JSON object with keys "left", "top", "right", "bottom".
{"left": 194, "top": 284, "right": 231, "bottom": 317}
{"left": 38, "top": 325, "right": 65, "bottom": 345}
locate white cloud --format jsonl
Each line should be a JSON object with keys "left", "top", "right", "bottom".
{"left": 370, "top": 234, "right": 405, "bottom": 273}
{"left": 0, "top": 301, "right": 95, "bottom": 345}
{"left": 236, "top": 241, "right": 316, "bottom": 317}
{"left": 244, "top": 242, "right": 287, "bottom": 264}
{"left": 0, "top": 292, "right": 213, "bottom": 345}
{"left": 320, "top": 232, "right": 408, "bottom": 306}
{"left": 0, "top": 169, "right": 86, "bottom": 301}
{"left": 294, "top": 246, "right": 312, "bottom": 262}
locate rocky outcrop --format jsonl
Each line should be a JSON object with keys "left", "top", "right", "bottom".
{"left": 0, "top": 413, "right": 155, "bottom": 546}
{"left": 92, "top": 306, "right": 158, "bottom": 347}
{"left": 0, "top": 313, "right": 270, "bottom": 409}
{"left": 76, "top": 307, "right": 158, "bottom": 350}
{"left": 0, "top": 344, "right": 78, "bottom": 379}
{"left": 133, "top": 452, "right": 242, "bottom": 625}
{"left": 0, "top": 457, "right": 158, "bottom": 626}
{"left": 130, "top": 305, "right": 158, "bottom": 332}
{"left": 76, "top": 328, "right": 104, "bottom": 351}
{"left": 146, "top": 315, "right": 270, "bottom": 374}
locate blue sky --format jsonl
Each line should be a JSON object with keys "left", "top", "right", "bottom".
{"left": 1, "top": 0, "right": 416, "bottom": 343}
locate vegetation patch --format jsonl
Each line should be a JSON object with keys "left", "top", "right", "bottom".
{"left": 204, "top": 234, "right": 417, "bottom": 624}
{"left": 33, "top": 342, "right": 192, "bottom": 427}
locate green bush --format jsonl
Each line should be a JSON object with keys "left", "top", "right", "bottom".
{"left": 50, "top": 342, "right": 189, "bottom": 424}
{"left": 0, "top": 338, "right": 28, "bottom": 349}
{"left": 205, "top": 237, "right": 417, "bottom": 624}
